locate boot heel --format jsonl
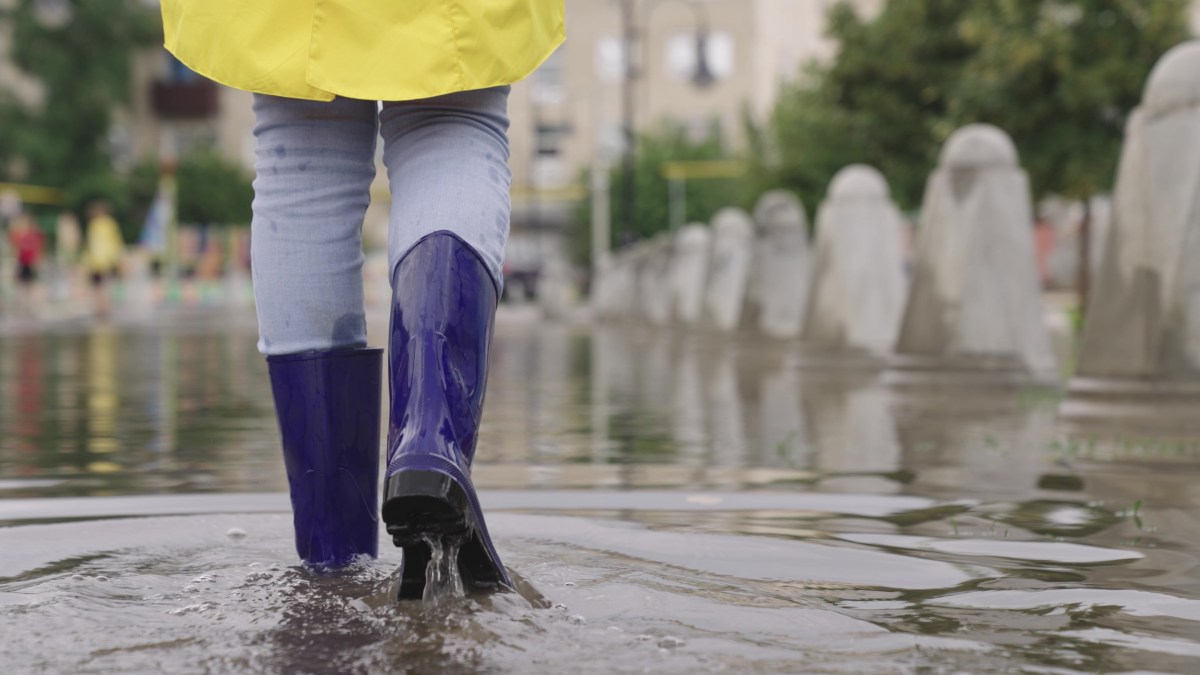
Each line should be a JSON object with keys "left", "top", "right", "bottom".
{"left": 382, "top": 470, "right": 470, "bottom": 543}
{"left": 383, "top": 468, "right": 510, "bottom": 598}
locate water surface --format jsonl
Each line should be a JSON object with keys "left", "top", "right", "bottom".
{"left": 1, "top": 311, "right": 1198, "bottom": 672}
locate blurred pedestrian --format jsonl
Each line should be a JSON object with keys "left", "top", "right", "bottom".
{"left": 161, "top": 0, "right": 564, "bottom": 596}
{"left": 8, "top": 213, "right": 45, "bottom": 316}
{"left": 84, "top": 200, "right": 125, "bottom": 318}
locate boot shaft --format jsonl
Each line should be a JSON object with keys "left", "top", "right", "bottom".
{"left": 268, "top": 348, "right": 383, "bottom": 566}
{"left": 387, "top": 232, "right": 498, "bottom": 471}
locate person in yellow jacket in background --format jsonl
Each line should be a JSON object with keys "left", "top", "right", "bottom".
{"left": 84, "top": 200, "right": 125, "bottom": 318}
{"left": 159, "top": 1, "right": 565, "bottom": 597}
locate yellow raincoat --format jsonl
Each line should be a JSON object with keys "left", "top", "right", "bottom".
{"left": 84, "top": 215, "right": 125, "bottom": 273}
{"left": 160, "top": 1, "right": 565, "bottom": 102}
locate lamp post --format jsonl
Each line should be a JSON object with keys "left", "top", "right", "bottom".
{"left": 614, "top": 0, "right": 715, "bottom": 249}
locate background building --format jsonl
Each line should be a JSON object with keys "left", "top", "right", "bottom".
{"left": 504, "top": 0, "right": 884, "bottom": 290}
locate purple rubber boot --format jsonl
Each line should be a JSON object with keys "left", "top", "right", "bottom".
{"left": 266, "top": 348, "right": 383, "bottom": 567}
{"left": 381, "top": 231, "right": 513, "bottom": 598}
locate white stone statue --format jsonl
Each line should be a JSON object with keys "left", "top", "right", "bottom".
{"left": 895, "top": 123, "right": 1057, "bottom": 379}
{"left": 703, "top": 208, "right": 755, "bottom": 332}
{"left": 804, "top": 165, "right": 908, "bottom": 354}
{"left": 669, "top": 223, "right": 711, "bottom": 326}
{"left": 1075, "top": 40, "right": 1200, "bottom": 381}
{"left": 638, "top": 235, "right": 674, "bottom": 327}
{"left": 751, "top": 190, "right": 811, "bottom": 338}
{"left": 593, "top": 248, "right": 638, "bottom": 320}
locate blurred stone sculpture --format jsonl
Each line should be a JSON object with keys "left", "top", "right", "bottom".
{"left": 751, "top": 190, "right": 811, "bottom": 338}
{"left": 1065, "top": 41, "right": 1200, "bottom": 423}
{"left": 893, "top": 123, "right": 1057, "bottom": 383}
{"left": 638, "top": 235, "right": 674, "bottom": 327}
{"left": 670, "top": 223, "right": 711, "bottom": 326}
{"left": 704, "top": 208, "right": 755, "bottom": 332}
{"left": 804, "top": 165, "right": 908, "bottom": 354}
{"left": 593, "top": 250, "right": 637, "bottom": 320}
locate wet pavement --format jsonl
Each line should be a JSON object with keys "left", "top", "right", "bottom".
{"left": 1, "top": 308, "right": 1199, "bottom": 673}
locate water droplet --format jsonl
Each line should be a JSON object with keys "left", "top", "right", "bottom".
{"left": 553, "top": 603, "right": 568, "bottom": 612}
{"left": 268, "top": 563, "right": 281, "bottom": 571}
{"left": 568, "top": 615, "right": 586, "bottom": 625}
{"left": 192, "top": 574, "right": 215, "bottom": 584}
{"left": 563, "top": 581, "right": 577, "bottom": 587}
{"left": 71, "top": 574, "right": 85, "bottom": 582}
{"left": 182, "top": 585, "right": 199, "bottom": 594}
{"left": 95, "top": 575, "right": 109, "bottom": 582}
{"left": 226, "top": 528, "right": 248, "bottom": 541}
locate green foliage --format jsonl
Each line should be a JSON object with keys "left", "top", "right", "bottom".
{"left": 0, "top": 0, "right": 161, "bottom": 188}
{"left": 750, "top": 0, "right": 977, "bottom": 210}
{"left": 750, "top": 0, "right": 1191, "bottom": 210}
{"left": 956, "top": 0, "right": 1191, "bottom": 199}
{"left": 571, "top": 122, "right": 743, "bottom": 267}
{"left": 176, "top": 148, "right": 254, "bottom": 226}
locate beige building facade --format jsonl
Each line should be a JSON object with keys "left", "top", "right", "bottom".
{"left": 507, "top": 0, "right": 884, "bottom": 219}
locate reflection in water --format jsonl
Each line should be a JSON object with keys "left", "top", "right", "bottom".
{"left": 892, "top": 389, "right": 1058, "bottom": 500}
{"left": 706, "top": 346, "right": 748, "bottom": 467}
{"left": 757, "top": 359, "right": 806, "bottom": 468}
{"left": 0, "top": 313, "right": 277, "bottom": 497}
{"left": 2, "top": 315, "right": 1200, "bottom": 672}
{"left": 11, "top": 337, "right": 44, "bottom": 473}
{"left": 85, "top": 327, "right": 120, "bottom": 471}
{"left": 670, "top": 338, "right": 707, "bottom": 467}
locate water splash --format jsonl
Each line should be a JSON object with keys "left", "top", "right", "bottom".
{"left": 421, "top": 534, "right": 465, "bottom": 602}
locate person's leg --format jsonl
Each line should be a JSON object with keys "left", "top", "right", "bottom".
{"left": 379, "top": 86, "right": 511, "bottom": 289}
{"left": 377, "top": 86, "right": 513, "bottom": 597}
{"left": 251, "top": 94, "right": 383, "bottom": 567}
{"left": 251, "top": 94, "right": 378, "bottom": 355}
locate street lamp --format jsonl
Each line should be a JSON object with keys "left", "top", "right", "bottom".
{"left": 616, "top": 0, "right": 715, "bottom": 248}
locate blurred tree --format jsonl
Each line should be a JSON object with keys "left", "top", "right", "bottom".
{"left": 176, "top": 148, "right": 254, "bottom": 226}
{"left": 750, "top": 0, "right": 1189, "bottom": 216}
{"left": 956, "top": 0, "right": 1189, "bottom": 312}
{"left": 0, "top": 0, "right": 160, "bottom": 218}
{"left": 957, "top": 0, "right": 1190, "bottom": 201}
{"left": 121, "top": 150, "right": 252, "bottom": 245}
{"left": 748, "top": 0, "right": 977, "bottom": 212}
{"left": 572, "top": 121, "right": 743, "bottom": 267}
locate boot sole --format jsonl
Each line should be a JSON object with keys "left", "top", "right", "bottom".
{"left": 382, "top": 469, "right": 508, "bottom": 600}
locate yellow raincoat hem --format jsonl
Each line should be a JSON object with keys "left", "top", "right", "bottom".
{"left": 165, "top": 26, "right": 565, "bottom": 103}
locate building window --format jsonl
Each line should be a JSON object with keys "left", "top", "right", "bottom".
{"left": 596, "top": 37, "right": 629, "bottom": 83}
{"left": 666, "top": 32, "right": 735, "bottom": 82}
{"left": 536, "top": 123, "right": 570, "bottom": 157}
{"left": 533, "top": 49, "right": 565, "bottom": 104}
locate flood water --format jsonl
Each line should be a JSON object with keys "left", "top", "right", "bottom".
{"left": 1, "top": 308, "right": 1199, "bottom": 673}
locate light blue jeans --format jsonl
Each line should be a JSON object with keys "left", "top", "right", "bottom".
{"left": 250, "top": 87, "right": 511, "bottom": 355}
